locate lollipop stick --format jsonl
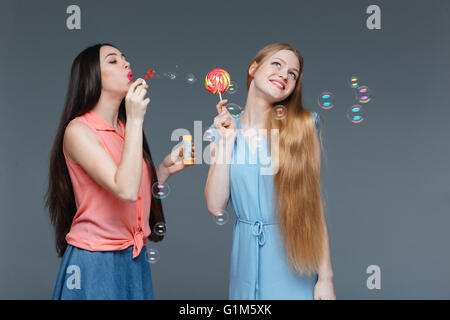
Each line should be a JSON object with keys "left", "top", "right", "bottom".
{"left": 219, "top": 91, "right": 223, "bottom": 101}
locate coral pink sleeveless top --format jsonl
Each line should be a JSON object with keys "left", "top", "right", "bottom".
{"left": 62, "top": 110, "right": 152, "bottom": 258}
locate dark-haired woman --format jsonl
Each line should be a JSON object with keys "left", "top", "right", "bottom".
{"left": 45, "top": 44, "right": 193, "bottom": 299}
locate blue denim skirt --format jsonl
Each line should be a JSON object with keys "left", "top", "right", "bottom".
{"left": 52, "top": 244, "right": 154, "bottom": 300}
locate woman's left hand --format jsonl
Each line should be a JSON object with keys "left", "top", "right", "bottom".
{"left": 156, "top": 144, "right": 195, "bottom": 184}
{"left": 313, "top": 278, "right": 336, "bottom": 300}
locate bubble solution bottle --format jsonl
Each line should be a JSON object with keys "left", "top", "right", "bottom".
{"left": 183, "top": 135, "right": 194, "bottom": 165}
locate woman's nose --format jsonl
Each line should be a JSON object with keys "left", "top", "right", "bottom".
{"left": 278, "top": 73, "right": 287, "bottom": 82}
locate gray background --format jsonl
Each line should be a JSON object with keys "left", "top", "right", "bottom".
{"left": 0, "top": 0, "right": 449, "bottom": 299}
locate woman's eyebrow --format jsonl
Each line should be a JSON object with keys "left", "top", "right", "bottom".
{"left": 274, "top": 57, "right": 299, "bottom": 73}
{"left": 104, "top": 53, "right": 125, "bottom": 59}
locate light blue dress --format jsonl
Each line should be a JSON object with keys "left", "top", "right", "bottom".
{"left": 209, "top": 111, "right": 321, "bottom": 300}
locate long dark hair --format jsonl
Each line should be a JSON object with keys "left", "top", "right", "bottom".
{"left": 44, "top": 43, "right": 165, "bottom": 257}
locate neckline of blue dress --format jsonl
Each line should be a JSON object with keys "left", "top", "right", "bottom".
{"left": 235, "top": 116, "right": 269, "bottom": 160}
{"left": 236, "top": 116, "right": 254, "bottom": 159}
{"left": 236, "top": 116, "right": 253, "bottom": 155}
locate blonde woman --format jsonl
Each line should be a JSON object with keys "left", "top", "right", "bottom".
{"left": 205, "top": 43, "right": 336, "bottom": 300}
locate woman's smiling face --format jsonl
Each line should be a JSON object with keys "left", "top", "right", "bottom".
{"left": 99, "top": 45, "right": 132, "bottom": 97}
{"left": 249, "top": 49, "right": 300, "bottom": 104}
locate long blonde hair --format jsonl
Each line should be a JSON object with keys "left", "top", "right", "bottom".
{"left": 246, "top": 43, "right": 326, "bottom": 277}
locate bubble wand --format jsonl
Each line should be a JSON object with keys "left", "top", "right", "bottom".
{"left": 135, "top": 69, "right": 154, "bottom": 89}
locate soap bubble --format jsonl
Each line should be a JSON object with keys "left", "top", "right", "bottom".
{"left": 153, "top": 222, "right": 167, "bottom": 236}
{"left": 185, "top": 73, "right": 197, "bottom": 84}
{"left": 349, "top": 76, "right": 360, "bottom": 89}
{"left": 213, "top": 210, "right": 229, "bottom": 225}
{"left": 225, "top": 103, "right": 242, "bottom": 118}
{"left": 355, "top": 86, "right": 371, "bottom": 103}
{"left": 145, "top": 248, "right": 160, "bottom": 263}
{"left": 272, "top": 105, "right": 287, "bottom": 120}
{"left": 167, "top": 72, "right": 177, "bottom": 80}
{"left": 346, "top": 105, "right": 366, "bottom": 123}
{"left": 318, "top": 92, "right": 335, "bottom": 110}
{"left": 204, "top": 128, "right": 215, "bottom": 142}
{"left": 152, "top": 182, "right": 170, "bottom": 199}
{"left": 226, "top": 81, "right": 238, "bottom": 95}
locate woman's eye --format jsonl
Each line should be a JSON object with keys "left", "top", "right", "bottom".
{"left": 289, "top": 72, "right": 297, "bottom": 79}
{"left": 272, "top": 62, "right": 281, "bottom": 67}
{"left": 110, "top": 60, "right": 117, "bottom": 64}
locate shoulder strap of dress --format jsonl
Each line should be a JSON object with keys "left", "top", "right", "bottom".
{"left": 236, "top": 116, "right": 242, "bottom": 129}
{"left": 312, "top": 111, "right": 320, "bottom": 134}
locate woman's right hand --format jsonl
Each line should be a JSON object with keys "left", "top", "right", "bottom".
{"left": 213, "top": 99, "right": 237, "bottom": 142}
{"left": 125, "top": 78, "right": 150, "bottom": 122}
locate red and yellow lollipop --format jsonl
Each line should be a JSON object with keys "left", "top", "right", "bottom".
{"left": 205, "top": 68, "right": 231, "bottom": 101}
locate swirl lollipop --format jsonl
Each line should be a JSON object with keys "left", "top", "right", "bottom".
{"left": 205, "top": 68, "right": 231, "bottom": 101}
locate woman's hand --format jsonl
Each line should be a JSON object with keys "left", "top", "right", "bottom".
{"left": 314, "top": 277, "right": 336, "bottom": 300}
{"left": 156, "top": 144, "right": 196, "bottom": 184}
{"left": 213, "top": 99, "right": 237, "bottom": 143}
